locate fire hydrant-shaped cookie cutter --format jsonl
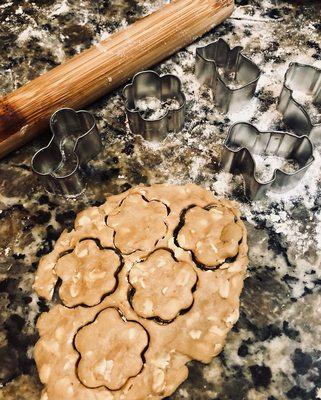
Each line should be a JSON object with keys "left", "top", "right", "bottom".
{"left": 123, "top": 70, "right": 186, "bottom": 141}
{"left": 31, "top": 108, "right": 102, "bottom": 196}
{"left": 195, "top": 38, "right": 261, "bottom": 113}
{"left": 278, "top": 62, "right": 321, "bottom": 143}
{"left": 221, "top": 122, "right": 314, "bottom": 200}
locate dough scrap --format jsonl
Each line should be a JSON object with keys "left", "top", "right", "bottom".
{"left": 33, "top": 184, "right": 248, "bottom": 400}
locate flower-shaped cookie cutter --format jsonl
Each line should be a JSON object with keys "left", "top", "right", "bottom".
{"left": 195, "top": 38, "right": 261, "bottom": 113}
{"left": 31, "top": 108, "right": 102, "bottom": 196}
{"left": 123, "top": 70, "right": 186, "bottom": 141}
{"left": 278, "top": 62, "right": 321, "bottom": 143}
{"left": 220, "top": 122, "right": 314, "bottom": 200}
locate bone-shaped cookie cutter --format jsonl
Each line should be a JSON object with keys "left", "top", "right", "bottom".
{"left": 278, "top": 62, "right": 321, "bottom": 143}
{"left": 221, "top": 122, "right": 314, "bottom": 200}
{"left": 195, "top": 38, "right": 261, "bottom": 113}
{"left": 31, "top": 108, "right": 102, "bottom": 196}
{"left": 123, "top": 70, "right": 186, "bottom": 141}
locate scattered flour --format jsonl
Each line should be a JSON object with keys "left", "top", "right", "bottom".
{"left": 134, "top": 97, "right": 181, "bottom": 120}
{"left": 211, "top": 172, "right": 236, "bottom": 197}
{"left": 253, "top": 154, "right": 299, "bottom": 182}
{"left": 17, "top": 27, "right": 65, "bottom": 63}
{"left": 188, "top": 156, "right": 207, "bottom": 180}
{"left": 50, "top": 0, "right": 70, "bottom": 16}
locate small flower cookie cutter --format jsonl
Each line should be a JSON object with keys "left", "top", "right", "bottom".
{"left": 31, "top": 108, "right": 102, "bottom": 196}
{"left": 220, "top": 122, "right": 314, "bottom": 200}
{"left": 278, "top": 62, "right": 321, "bottom": 143}
{"left": 195, "top": 38, "right": 261, "bottom": 113}
{"left": 123, "top": 70, "right": 186, "bottom": 141}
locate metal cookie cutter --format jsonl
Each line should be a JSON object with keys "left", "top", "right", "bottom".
{"left": 123, "top": 70, "right": 186, "bottom": 141}
{"left": 195, "top": 38, "right": 261, "bottom": 113}
{"left": 221, "top": 122, "right": 314, "bottom": 200}
{"left": 31, "top": 108, "right": 102, "bottom": 196}
{"left": 278, "top": 62, "right": 321, "bottom": 143}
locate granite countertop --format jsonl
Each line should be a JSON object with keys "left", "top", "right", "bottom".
{"left": 1, "top": 0, "right": 321, "bottom": 399}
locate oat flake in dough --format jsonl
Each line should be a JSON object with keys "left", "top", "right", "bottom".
{"left": 33, "top": 184, "right": 248, "bottom": 400}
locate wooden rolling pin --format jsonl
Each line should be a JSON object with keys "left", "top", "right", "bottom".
{"left": 0, "top": 0, "right": 234, "bottom": 159}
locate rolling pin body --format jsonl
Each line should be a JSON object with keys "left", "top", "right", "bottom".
{"left": 0, "top": 0, "right": 234, "bottom": 158}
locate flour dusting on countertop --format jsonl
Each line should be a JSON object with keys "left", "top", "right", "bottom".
{"left": 1, "top": 0, "right": 321, "bottom": 399}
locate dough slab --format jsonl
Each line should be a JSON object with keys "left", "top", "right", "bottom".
{"left": 33, "top": 184, "right": 248, "bottom": 400}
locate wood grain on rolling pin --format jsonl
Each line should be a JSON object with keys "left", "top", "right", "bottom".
{"left": 0, "top": 0, "right": 234, "bottom": 159}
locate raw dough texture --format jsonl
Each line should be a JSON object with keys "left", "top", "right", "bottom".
{"left": 33, "top": 184, "right": 248, "bottom": 400}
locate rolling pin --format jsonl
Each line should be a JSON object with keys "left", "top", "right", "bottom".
{"left": 0, "top": 0, "right": 234, "bottom": 159}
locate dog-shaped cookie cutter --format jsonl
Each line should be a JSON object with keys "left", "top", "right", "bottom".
{"left": 195, "top": 38, "right": 261, "bottom": 113}
{"left": 278, "top": 62, "right": 321, "bottom": 143}
{"left": 123, "top": 70, "right": 186, "bottom": 141}
{"left": 31, "top": 108, "right": 102, "bottom": 196}
{"left": 221, "top": 122, "right": 314, "bottom": 200}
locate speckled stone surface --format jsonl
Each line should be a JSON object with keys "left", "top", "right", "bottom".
{"left": 1, "top": 0, "right": 321, "bottom": 399}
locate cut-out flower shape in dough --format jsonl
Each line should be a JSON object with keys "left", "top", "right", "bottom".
{"left": 177, "top": 206, "right": 243, "bottom": 268}
{"left": 107, "top": 194, "right": 168, "bottom": 254}
{"left": 55, "top": 240, "right": 121, "bottom": 307}
{"left": 75, "top": 307, "right": 149, "bottom": 391}
{"left": 129, "top": 249, "right": 197, "bottom": 321}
